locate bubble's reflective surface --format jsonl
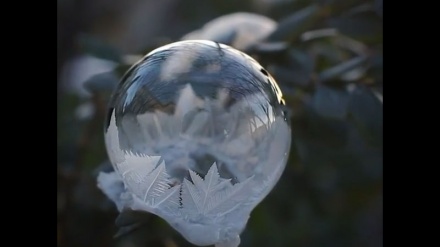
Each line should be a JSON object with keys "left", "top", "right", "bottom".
{"left": 98, "top": 40, "right": 291, "bottom": 247}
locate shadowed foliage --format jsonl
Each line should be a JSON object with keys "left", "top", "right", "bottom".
{"left": 57, "top": 0, "right": 382, "bottom": 246}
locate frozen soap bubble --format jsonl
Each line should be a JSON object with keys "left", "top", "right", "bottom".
{"left": 97, "top": 40, "right": 291, "bottom": 247}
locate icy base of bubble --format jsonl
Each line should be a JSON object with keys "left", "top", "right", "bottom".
{"left": 100, "top": 84, "right": 291, "bottom": 246}
{"left": 97, "top": 157, "right": 286, "bottom": 246}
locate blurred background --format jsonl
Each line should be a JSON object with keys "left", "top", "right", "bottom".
{"left": 57, "top": 0, "right": 383, "bottom": 246}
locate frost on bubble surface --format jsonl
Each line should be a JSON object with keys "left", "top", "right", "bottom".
{"left": 97, "top": 40, "right": 291, "bottom": 247}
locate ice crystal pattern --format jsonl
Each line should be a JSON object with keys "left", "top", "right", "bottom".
{"left": 98, "top": 40, "right": 291, "bottom": 247}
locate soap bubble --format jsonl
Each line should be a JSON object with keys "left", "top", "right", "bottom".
{"left": 98, "top": 40, "right": 291, "bottom": 247}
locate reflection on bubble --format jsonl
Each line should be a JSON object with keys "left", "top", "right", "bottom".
{"left": 98, "top": 40, "right": 291, "bottom": 247}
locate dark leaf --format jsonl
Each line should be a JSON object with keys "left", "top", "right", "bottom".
{"left": 78, "top": 34, "right": 122, "bottom": 62}
{"left": 310, "top": 85, "right": 350, "bottom": 120}
{"left": 269, "top": 49, "right": 314, "bottom": 87}
{"left": 115, "top": 210, "right": 151, "bottom": 227}
{"left": 92, "top": 160, "right": 114, "bottom": 177}
{"left": 114, "top": 223, "right": 144, "bottom": 239}
{"left": 249, "top": 41, "right": 289, "bottom": 54}
{"left": 319, "top": 56, "right": 368, "bottom": 82}
{"left": 367, "top": 52, "right": 383, "bottom": 84}
{"left": 321, "top": 0, "right": 366, "bottom": 15}
{"left": 267, "top": 4, "right": 322, "bottom": 43}
{"left": 292, "top": 106, "right": 350, "bottom": 148}
{"left": 347, "top": 85, "right": 383, "bottom": 147}
{"left": 328, "top": 9, "right": 382, "bottom": 44}
{"left": 311, "top": 42, "right": 347, "bottom": 70}
{"left": 289, "top": 49, "right": 315, "bottom": 71}
{"left": 271, "top": 65, "right": 312, "bottom": 88}
{"left": 83, "top": 71, "right": 119, "bottom": 94}
{"left": 114, "top": 64, "right": 135, "bottom": 77}
{"left": 248, "top": 42, "right": 291, "bottom": 66}
{"left": 113, "top": 210, "right": 153, "bottom": 238}
{"left": 301, "top": 28, "right": 338, "bottom": 42}
{"left": 375, "top": 0, "right": 383, "bottom": 17}
{"left": 139, "top": 37, "right": 174, "bottom": 56}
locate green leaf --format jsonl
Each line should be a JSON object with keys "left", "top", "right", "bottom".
{"left": 267, "top": 4, "right": 322, "bottom": 43}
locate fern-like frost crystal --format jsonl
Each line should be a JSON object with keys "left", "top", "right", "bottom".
{"left": 97, "top": 40, "right": 291, "bottom": 247}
